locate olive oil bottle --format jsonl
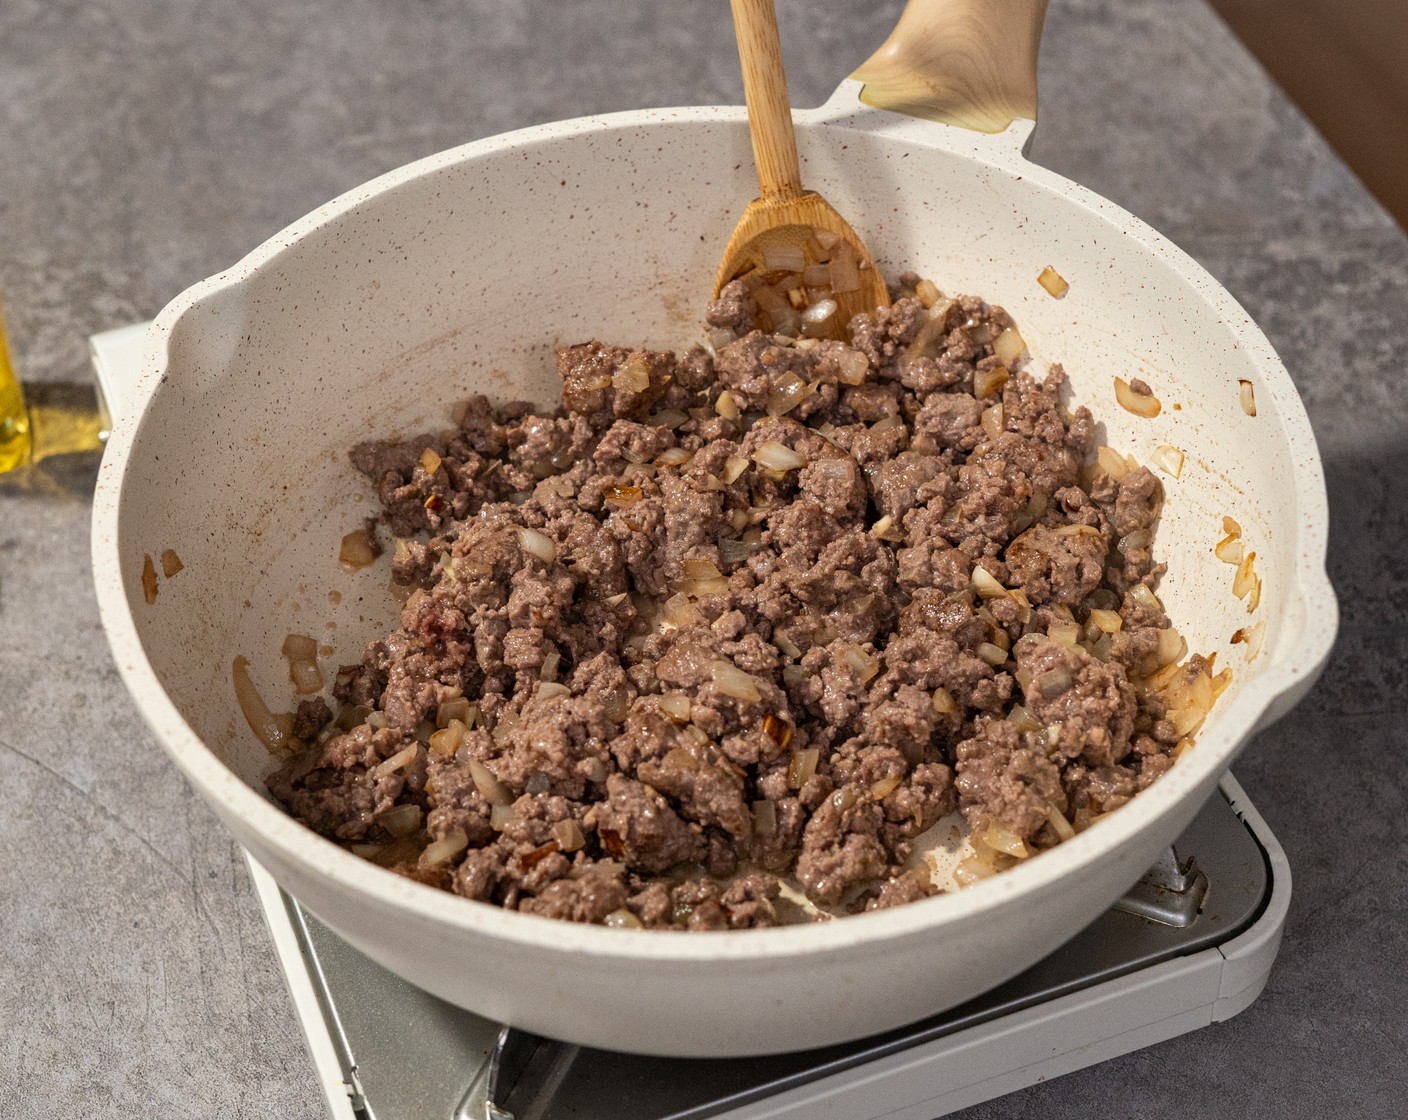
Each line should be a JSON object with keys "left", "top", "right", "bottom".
{"left": 0, "top": 301, "right": 31, "bottom": 472}
{"left": 0, "top": 299, "right": 105, "bottom": 473}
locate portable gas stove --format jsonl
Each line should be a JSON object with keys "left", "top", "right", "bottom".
{"left": 245, "top": 776, "right": 1285, "bottom": 1120}
{"left": 90, "top": 327, "right": 1291, "bottom": 1120}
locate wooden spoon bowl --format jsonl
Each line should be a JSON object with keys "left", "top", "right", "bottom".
{"left": 715, "top": 0, "right": 889, "bottom": 340}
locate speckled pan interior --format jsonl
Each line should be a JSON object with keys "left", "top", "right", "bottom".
{"left": 91, "top": 83, "right": 1336, "bottom": 1056}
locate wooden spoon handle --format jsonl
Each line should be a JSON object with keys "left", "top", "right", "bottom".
{"left": 851, "top": 0, "right": 1049, "bottom": 133}
{"left": 730, "top": 0, "right": 804, "bottom": 202}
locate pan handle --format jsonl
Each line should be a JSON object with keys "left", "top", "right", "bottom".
{"left": 850, "top": 0, "right": 1048, "bottom": 133}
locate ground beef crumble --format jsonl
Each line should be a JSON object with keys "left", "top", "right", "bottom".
{"left": 267, "top": 274, "right": 1208, "bottom": 929}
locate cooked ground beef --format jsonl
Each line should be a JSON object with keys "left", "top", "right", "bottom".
{"left": 267, "top": 274, "right": 1195, "bottom": 929}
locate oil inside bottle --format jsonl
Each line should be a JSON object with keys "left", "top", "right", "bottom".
{"left": 0, "top": 309, "right": 32, "bottom": 472}
{"left": 0, "top": 302, "right": 105, "bottom": 473}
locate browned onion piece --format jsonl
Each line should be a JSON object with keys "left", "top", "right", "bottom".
{"left": 1038, "top": 266, "right": 1069, "bottom": 298}
{"left": 1114, "top": 376, "right": 1161, "bottom": 418}
{"left": 1232, "top": 551, "right": 1257, "bottom": 600}
{"left": 973, "top": 365, "right": 1008, "bottom": 400}
{"left": 232, "top": 656, "right": 294, "bottom": 752}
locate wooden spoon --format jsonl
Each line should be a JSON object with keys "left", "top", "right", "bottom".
{"left": 715, "top": 0, "right": 889, "bottom": 340}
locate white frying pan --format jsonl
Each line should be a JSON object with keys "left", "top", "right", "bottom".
{"left": 91, "top": 0, "right": 1335, "bottom": 1056}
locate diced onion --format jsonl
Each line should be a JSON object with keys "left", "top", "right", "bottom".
{"left": 603, "top": 484, "right": 642, "bottom": 507}
{"left": 1248, "top": 575, "right": 1262, "bottom": 613}
{"left": 489, "top": 803, "right": 514, "bottom": 831}
{"left": 662, "top": 746, "right": 699, "bottom": 771}
{"left": 373, "top": 744, "right": 419, "bottom": 779}
{"left": 973, "top": 365, "right": 1008, "bottom": 400}
{"left": 538, "top": 681, "right": 570, "bottom": 699}
{"left": 232, "top": 656, "right": 293, "bottom": 753}
{"left": 993, "top": 327, "right": 1026, "bottom": 365}
{"left": 1150, "top": 444, "right": 1184, "bottom": 479}
{"left": 799, "top": 299, "right": 839, "bottom": 339}
{"left": 1008, "top": 704, "right": 1042, "bottom": 732}
{"left": 468, "top": 759, "right": 512, "bottom": 806}
{"left": 715, "top": 390, "right": 741, "bottom": 421}
{"left": 1232, "top": 621, "right": 1267, "bottom": 660}
{"left": 539, "top": 650, "right": 561, "bottom": 683}
{"left": 437, "top": 698, "right": 471, "bottom": 730}
{"left": 931, "top": 687, "right": 957, "bottom": 714}
{"left": 553, "top": 819, "right": 586, "bottom": 852}
{"left": 981, "top": 824, "right": 1030, "bottom": 859}
{"left": 980, "top": 404, "right": 1004, "bottom": 440}
{"left": 429, "top": 721, "right": 467, "bottom": 758}
{"left": 836, "top": 350, "right": 869, "bottom": 385}
{"left": 971, "top": 566, "right": 1008, "bottom": 600}
{"left": 711, "top": 659, "right": 762, "bottom": 702}
{"left": 762, "top": 243, "right": 806, "bottom": 272}
{"left": 762, "top": 714, "right": 793, "bottom": 749}
{"left": 869, "top": 514, "right": 903, "bottom": 542}
{"left": 766, "top": 372, "right": 812, "bottom": 416}
{"left": 787, "top": 747, "right": 820, "bottom": 789}
{"left": 419, "top": 447, "right": 442, "bottom": 475}
{"left": 1232, "top": 551, "right": 1257, "bottom": 600}
{"left": 657, "top": 692, "right": 692, "bottom": 722}
{"left": 915, "top": 278, "right": 942, "bottom": 308}
{"left": 1118, "top": 528, "right": 1153, "bottom": 554}
{"left": 656, "top": 447, "right": 693, "bottom": 467}
{"left": 379, "top": 802, "right": 423, "bottom": 837}
{"left": 1129, "top": 584, "right": 1164, "bottom": 613}
{"left": 1239, "top": 380, "right": 1257, "bottom": 416}
{"left": 1114, "top": 376, "right": 1161, "bottom": 418}
{"left": 1096, "top": 445, "right": 1131, "bottom": 480}
{"left": 517, "top": 527, "right": 557, "bottom": 562}
{"left": 842, "top": 645, "right": 880, "bottom": 682}
{"left": 419, "top": 827, "right": 468, "bottom": 868}
{"left": 681, "top": 558, "right": 722, "bottom": 581}
{"left": 1223, "top": 516, "right": 1242, "bottom": 537}
{"left": 650, "top": 410, "right": 690, "bottom": 431}
{"left": 721, "top": 455, "right": 749, "bottom": 484}
{"left": 603, "top": 907, "right": 644, "bottom": 929}
{"left": 870, "top": 774, "right": 903, "bottom": 801}
{"left": 1047, "top": 620, "right": 1081, "bottom": 648}
{"left": 1155, "top": 628, "right": 1187, "bottom": 667}
{"left": 707, "top": 327, "right": 736, "bottom": 351}
{"left": 1088, "top": 608, "right": 1123, "bottom": 633}
{"left": 977, "top": 642, "right": 1008, "bottom": 667}
{"left": 751, "top": 799, "right": 778, "bottom": 835}
{"left": 1038, "top": 266, "right": 1069, "bottom": 298}
{"left": 614, "top": 354, "right": 652, "bottom": 393}
{"left": 752, "top": 441, "right": 807, "bottom": 471}
{"left": 828, "top": 245, "right": 861, "bottom": 294}
{"left": 662, "top": 592, "right": 702, "bottom": 629}
{"left": 954, "top": 854, "right": 999, "bottom": 887}
{"left": 1215, "top": 534, "right": 1244, "bottom": 565}
{"left": 1046, "top": 804, "right": 1076, "bottom": 841}
{"left": 678, "top": 576, "right": 730, "bottom": 598}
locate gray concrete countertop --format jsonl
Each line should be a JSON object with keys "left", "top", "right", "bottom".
{"left": 2, "top": 0, "right": 1404, "bottom": 1115}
